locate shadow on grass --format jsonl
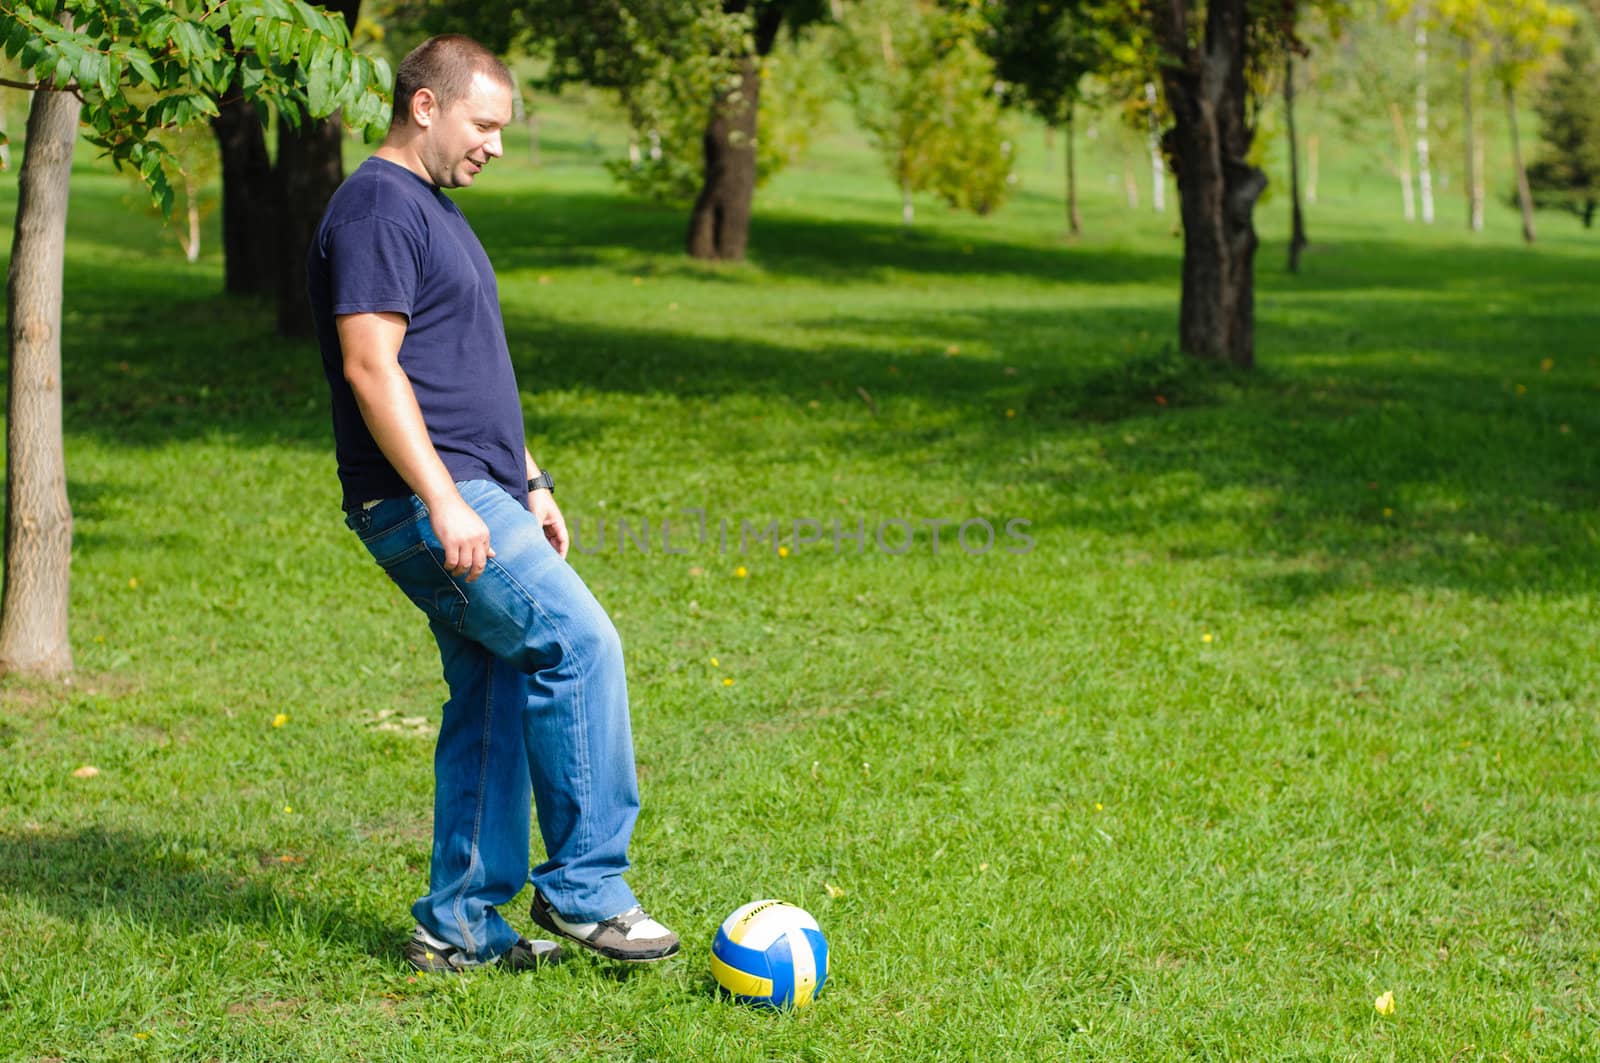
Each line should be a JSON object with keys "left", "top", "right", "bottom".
{"left": 18, "top": 173, "right": 1600, "bottom": 606}
{"left": 0, "top": 827, "right": 399, "bottom": 962}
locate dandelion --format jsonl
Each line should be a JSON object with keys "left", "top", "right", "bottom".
{"left": 283, "top": 805, "right": 294, "bottom": 814}
{"left": 711, "top": 657, "right": 720, "bottom": 667}
{"left": 1382, "top": 507, "right": 1394, "bottom": 518}
{"left": 734, "top": 566, "right": 748, "bottom": 578}
{"left": 824, "top": 882, "right": 846, "bottom": 899}
{"left": 1095, "top": 802, "right": 1104, "bottom": 811}
{"left": 128, "top": 577, "right": 140, "bottom": 589}
{"left": 778, "top": 546, "right": 790, "bottom": 558}
{"left": 1202, "top": 633, "right": 1213, "bottom": 643}
{"left": 722, "top": 677, "right": 734, "bottom": 687}
{"left": 1374, "top": 990, "right": 1395, "bottom": 1015}
{"left": 272, "top": 713, "right": 289, "bottom": 728}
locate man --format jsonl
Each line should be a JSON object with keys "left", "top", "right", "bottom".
{"left": 307, "top": 34, "right": 678, "bottom": 973}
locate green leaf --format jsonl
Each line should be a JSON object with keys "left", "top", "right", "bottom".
{"left": 127, "top": 48, "right": 158, "bottom": 87}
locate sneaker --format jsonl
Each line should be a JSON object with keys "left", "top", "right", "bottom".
{"left": 404, "top": 925, "right": 563, "bottom": 973}
{"left": 529, "top": 889, "right": 681, "bottom": 962}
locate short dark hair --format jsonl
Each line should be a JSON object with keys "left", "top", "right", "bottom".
{"left": 390, "top": 35, "right": 513, "bottom": 127}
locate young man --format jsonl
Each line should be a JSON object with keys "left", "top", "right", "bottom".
{"left": 307, "top": 34, "right": 678, "bottom": 972}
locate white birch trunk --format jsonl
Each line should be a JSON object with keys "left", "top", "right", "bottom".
{"left": 1415, "top": 15, "right": 1435, "bottom": 224}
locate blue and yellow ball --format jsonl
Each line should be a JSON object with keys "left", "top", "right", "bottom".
{"left": 710, "top": 900, "right": 829, "bottom": 1009}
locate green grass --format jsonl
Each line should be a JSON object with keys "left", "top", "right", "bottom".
{"left": 1, "top": 96, "right": 1598, "bottom": 1060}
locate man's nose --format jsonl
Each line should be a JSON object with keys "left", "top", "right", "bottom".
{"left": 486, "top": 131, "right": 504, "bottom": 159}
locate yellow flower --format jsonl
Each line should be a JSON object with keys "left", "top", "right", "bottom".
{"left": 1095, "top": 802, "right": 1104, "bottom": 811}
{"left": 824, "top": 881, "right": 845, "bottom": 898}
{"left": 722, "top": 677, "right": 734, "bottom": 687}
{"left": 1201, "top": 633, "right": 1213, "bottom": 643}
{"left": 128, "top": 577, "right": 140, "bottom": 589}
{"left": 778, "top": 546, "right": 790, "bottom": 558}
{"left": 734, "top": 566, "right": 748, "bottom": 578}
{"left": 710, "top": 657, "right": 719, "bottom": 667}
{"left": 272, "top": 713, "right": 289, "bottom": 728}
{"left": 283, "top": 805, "right": 294, "bottom": 814}
{"left": 1382, "top": 507, "right": 1394, "bottom": 518}
{"left": 1540, "top": 358, "right": 1554, "bottom": 371}
{"left": 1005, "top": 409, "right": 1016, "bottom": 418}
{"left": 1374, "top": 990, "right": 1395, "bottom": 1015}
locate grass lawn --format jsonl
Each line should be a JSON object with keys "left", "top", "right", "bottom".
{"left": 1, "top": 92, "right": 1598, "bottom": 1060}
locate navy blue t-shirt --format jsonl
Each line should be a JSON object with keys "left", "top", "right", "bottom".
{"left": 308, "top": 156, "right": 528, "bottom": 511}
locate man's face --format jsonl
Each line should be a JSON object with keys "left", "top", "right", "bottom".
{"left": 416, "top": 71, "right": 512, "bottom": 189}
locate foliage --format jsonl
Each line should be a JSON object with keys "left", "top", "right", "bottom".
{"left": 0, "top": 0, "right": 391, "bottom": 214}
{"left": 831, "top": 0, "right": 1015, "bottom": 218}
{"left": 1528, "top": 20, "right": 1600, "bottom": 221}
{"left": 979, "top": 0, "right": 1120, "bottom": 127}
{"left": 388, "top": 1, "right": 829, "bottom": 203}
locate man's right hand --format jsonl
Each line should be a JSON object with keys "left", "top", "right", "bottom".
{"left": 430, "top": 494, "right": 495, "bottom": 581}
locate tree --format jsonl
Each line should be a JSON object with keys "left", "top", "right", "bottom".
{"left": 831, "top": 0, "right": 1015, "bottom": 225}
{"left": 1527, "top": 19, "right": 1600, "bottom": 226}
{"left": 208, "top": 0, "right": 363, "bottom": 335}
{"left": 1144, "top": 0, "right": 1299, "bottom": 367}
{"left": 0, "top": 0, "right": 389, "bottom": 678}
{"left": 403, "top": 0, "right": 829, "bottom": 261}
{"left": 981, "top": 1, "right": 1116, "bottom": 237}
{"left": 1475, "top": 0, "right": 1574, "bottom": 241}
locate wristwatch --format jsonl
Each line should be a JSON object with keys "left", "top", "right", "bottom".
{"left": 527, "top": 469, "right": 555, "bottom": 495}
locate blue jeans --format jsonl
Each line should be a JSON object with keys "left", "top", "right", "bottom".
{"left": 345, "top": 479, "right": 641, "bottom": 961}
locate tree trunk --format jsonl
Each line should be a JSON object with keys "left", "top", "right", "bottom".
{"left": 1389, "top": 101, "right": 1416, "bottom": 221}
{"left": 1, "top": 87, "right": 81, "bottom": 678}
{"left": 1505, "top": 81, "right": 1536, "bottom": 243}
{"left": 686, "top": 53, "right": 761, "bottom": 260}
{"left": 1286, "top": 52, "right": 1307, "bottom": 274}
{"left": 211, "top": 92, "right": 277, "bottom": 296}
{"left": 1462, "top": 38, "right": 1482, "bottom": 231}
{"left": 275, "top": 110, "right": 346, "bottom": 336}
{"left": 275, "top": 0, "right": 359, "bottom": 333}
{"left": 1152, "top": 0, "right": 1267, "bottom": 367}
{"left": 1065, "top": 104, "right": 1081, "bottom": 237}
{"left": 1145, "top": 81, "right": 1166, "bottom": 213}
{"left": 1415, "top": 14, "right": 1435, "bottom": 224}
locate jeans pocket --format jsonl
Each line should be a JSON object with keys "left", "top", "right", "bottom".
{"left": 377, "top": 540, "right": 470, "bottom": 632}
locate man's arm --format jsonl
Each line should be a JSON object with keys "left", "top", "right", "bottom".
{"left": 338, "top": 311, "right": 494, "bottom": 581}
{"left": 524, "top": 446, "right": 569, "bottom": 560}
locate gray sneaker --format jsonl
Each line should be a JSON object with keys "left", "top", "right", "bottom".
{"left": 530, "top": 889, "right": 681, "bottom": 962}
{"left": 404, "top": 925, "right": 563, "bottom": 973}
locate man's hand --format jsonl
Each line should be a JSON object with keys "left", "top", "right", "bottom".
{"left": 530, "top": 488, "right": 568, "bottom": 560}
{"left": 430, "top": 494, "right": 495, "bottom": 581}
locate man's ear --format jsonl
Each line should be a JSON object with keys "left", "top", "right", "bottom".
{"left": 411, "top": 87, "right": 438, "bottom": 129}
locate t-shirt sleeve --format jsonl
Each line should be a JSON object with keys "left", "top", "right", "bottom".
{"left": 325, "top": 214, "right": 425, "bottom": 318}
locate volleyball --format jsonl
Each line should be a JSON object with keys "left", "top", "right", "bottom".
{"left": 710, "top": 900, "right": 829, "bottom": 1009}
